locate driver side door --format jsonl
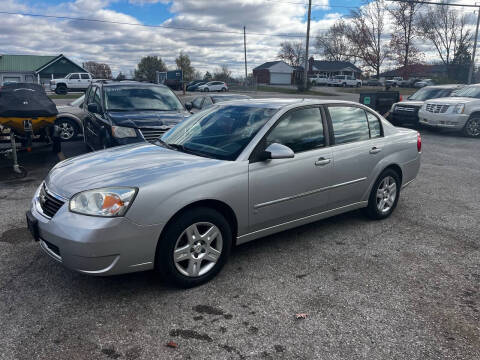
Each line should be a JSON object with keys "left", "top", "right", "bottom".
{"left": 248, "top": 107, "right": 333, "bottom": 232}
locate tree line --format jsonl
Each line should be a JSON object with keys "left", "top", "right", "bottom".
{"left": 278, "top": 0, "right": 475, "bottom": 82}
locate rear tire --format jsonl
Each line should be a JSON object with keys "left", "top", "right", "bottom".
{"left": 462, "top": 116, "right": 480, "bottom": 138}
{"left": 55, "top": 118, "right": 78, "bottom": 141}
{"left": 155, "top": 207, "right": 232, "bottom": 288}
{"left": 365, "top": 169, "right": 401, "bottom": 220}
{"left": 221, "top": 87, "right": 227, "bottom": 92}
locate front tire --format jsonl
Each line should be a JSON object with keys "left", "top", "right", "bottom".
{"left": 55, "top": 118, "right": 78, "bottom": 141}
{"left": 156, "top": 207, "right": 232, "bottom": 288}
{"left": 463, "top": 116, "right": 480, "bottom": 138}
{"left": 365, "top": 169, "right": 401, "bottom": 220}
{"left": 55, "top": 85, "right": 67, "bottom": 95}
{"left": 204, "top": 88, "right": 209, "bottom": 92}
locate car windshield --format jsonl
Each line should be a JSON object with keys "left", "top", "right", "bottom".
{"left": 160, "top": 104, "right": 278, "bottom": 160}
{"left": 70, "top": 94, "right": 85, "bottom": 107}
{"left": 408, "top": 88, "right": 455, "bottom": 101}
{"left": 334, "top": 76, "right": 344, "bottom": 79}
{"left": 452, "top": 86, "right": 480, "bottom": 99}
{"left": 104, "top": 86, "right": 184, "bottom": 111}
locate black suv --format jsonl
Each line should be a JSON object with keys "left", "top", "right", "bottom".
{"left": 82, "top": 81, "right": 190, "bottom": 150}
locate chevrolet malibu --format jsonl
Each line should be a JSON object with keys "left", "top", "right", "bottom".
{"left": 27, "top": 99, "right": 421, "bottom": 287}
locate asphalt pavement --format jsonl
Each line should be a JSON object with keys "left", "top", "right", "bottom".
{"left": 0, "top": 125, "right": 479, "bottom": 359}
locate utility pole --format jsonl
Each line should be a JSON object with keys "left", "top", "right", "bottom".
{"left": 468, "top": 5, "right": 480, "bottom": 85}
{"left": 244, "top": 26, "right": 248, "bottom": 85}
{"left": 304, "top": 0, "right": 312, "bottom": 88}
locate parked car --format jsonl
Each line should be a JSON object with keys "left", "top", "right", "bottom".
{"left": 414, "top": 79, "right": 435, "bottom": 88}
{"left": 185, "top": 94, "right": 252, "bottom": 112}
{"left": 418, "top": 84, "right": 480, "bottom": 137}
{"left": 197, "top": 81, "right": 228, "bottom": 92}
{"left": 82, "top": 81, "right": 190, "bottom": 150}
{"left": 398, "top": 78, "right": 421, "bottom": 88}
{"left": 309, "top": 74, "right": 329, "bottom": 86}
{"left": 329, "top": 75, "right": 362, "bottom": 87}
{"left": 55, "top": 94, "right": 86, "bottom": 140}
{"left": 27, "top": 98, "right": 421, "bottom": 287}
{"left": 50, "top": 73, "right": 93, "bottom": 95}
{"left": 366, "top": 78, "right": 382, "bottom": 86}
{"left": 388, "top": 85, "right": 463, "bottom": 127}
{"left": 186, "top": 80, "right": 205, "bottom": 91}
{"left": 385, "top": 77, "right": 403, "bottom": 87}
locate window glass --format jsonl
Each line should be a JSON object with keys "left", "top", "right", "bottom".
{"left": 329, "top": 106, "right": 370, "bottom": 144}
{"left": 162, "top": 105, "right": 277, "bottom": 161}
{"left": 202, "top": 96, "right": 213, "bottom": 107}
{"left": 366, "top": 111, "right": 382, "bottom": 138}
{"left": 81, "top": 74, "right": 90, "bottom": 80}
{"left": 266, "top": 107, "right": 324, "bottom": 153}
{"left": 70, "top": 74, "right": 80, "bottom": 80}
{"left": 93, "top": 87, "right": 102, "bottom": 109}
{"left": 104, "top": 85, "right": 183, "bottom": 111}
{"left": 86, "top": 86, "right": 95, "bottom": 104}
{"left": 192, "top": 97, "right": 203, "bottom": 109}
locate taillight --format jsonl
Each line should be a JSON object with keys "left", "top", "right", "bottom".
{"left": 417, "top": 132, "right": 422, "bottom": 152}
{"left": 399, "top": 95, "right": 403, "bottom": 102}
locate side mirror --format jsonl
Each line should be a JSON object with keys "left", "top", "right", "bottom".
{"left": 263, "top": 143, "right": 294, "bottom": 160}
{"left": 87, "top": 103, "right": 99, "bottom": 114}
{"left": 185, "top": 102, "right": 193, "bottom": 111}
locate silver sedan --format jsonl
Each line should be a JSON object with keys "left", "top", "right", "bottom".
{"left": 27, "top": 98, "right": 421, "bottom": 287}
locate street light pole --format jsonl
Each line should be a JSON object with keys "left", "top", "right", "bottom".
{"left": 468, "top": 5, "right": 480, "bottom": 85}
{"left": 304, "top": 0, "right": 312, "bottom": 88}
{"left": 244, "top": 26, "right": 248, "bottom": 85}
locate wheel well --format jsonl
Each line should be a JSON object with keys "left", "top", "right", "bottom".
{"left": 384, "top": 164, "right": 403, "bottom": 185}
{"left": 56, "top": 117, "right": 79, "bottom": 129}
{"left": 57, "top": 83, "right": 67, "bottom": 87}
{"left": 161, "top": 200, "right": 238, "bottom": 243}
{"left": 469, "top": 111, "right": 480, "bottom": 119}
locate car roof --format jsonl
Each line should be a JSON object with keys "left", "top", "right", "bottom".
{"left": 93, "top": 81, "right": 169, "bottom": 89}
{"left": 211, "top": 97, "right": 359, "bottom": 109}
{"left": 424, "top": 84, "right": 463, "bottom": 89}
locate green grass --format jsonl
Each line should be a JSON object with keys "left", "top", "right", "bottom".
{"left": 340, "top": 87, "right": 417, "bottom": 96}
{"left": 48, "top": 94, "right": 83, "bottom": 100}
{"left": 256, "top": 85, "right": 338, "bottom": 97}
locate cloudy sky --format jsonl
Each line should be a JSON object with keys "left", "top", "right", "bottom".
{"left": 0, "top": 0, "right": 477, "bottom": 77}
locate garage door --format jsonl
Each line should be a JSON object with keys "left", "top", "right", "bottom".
{"left": 270, "top": 72, "right": 291, "bottom": 85}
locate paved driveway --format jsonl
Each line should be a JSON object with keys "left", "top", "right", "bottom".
{"left": 0, "top": 127, "right": 479, "bottom": 359}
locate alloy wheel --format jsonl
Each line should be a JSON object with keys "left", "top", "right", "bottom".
{"left": 173, "top": 222, "right": 223, "bottom": 277}
{"left": 57, "top": 121, "right": 75, "bottom": 140}
{"left": 376, "top": 176, "right": 397, "bottom": 214}
{"left": 465, "top": 118, "right": 480, "bottom": 137}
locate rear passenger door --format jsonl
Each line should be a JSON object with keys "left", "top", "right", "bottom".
{"left": 68, "top": 73, "right": 81, "bottom": 89}
{"left": 325, "top": 105, "right": 385, "bottom": 208}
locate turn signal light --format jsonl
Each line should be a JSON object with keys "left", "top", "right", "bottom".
{"left": 417, "top": 132, "right": 422, "bottom": 152}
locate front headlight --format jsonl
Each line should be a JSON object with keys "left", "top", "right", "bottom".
{"left": 111, "top": 126, "right": 137, "bottom": 138}
{"left": 391, "top": 104, "right": 397, "bottom": 112}
{"left": 453, "top": 104, "right": 465, "bottom": 114}
{"left": 70, "top": 187, "right": 137, "bottom": 217}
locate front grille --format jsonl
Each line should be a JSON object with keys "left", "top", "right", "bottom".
{"left": 139, "top": 128, "right": 170, "bottom": 143}
{"left": 395, "top": 106, "right": 418, "bottom": 113}
{"left": 425, "top": 104, "right": 449, "bottom": 113}
{"left": 39, "top": 184, "right": 65, "bottom": 218}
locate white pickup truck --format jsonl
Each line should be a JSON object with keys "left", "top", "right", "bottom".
{"left": 329, "top": 75, "right": 362, "bottom": 87}
{"left": 308, "top": 74, "right": 329, "bottom": 86}
{"left": 50, "top": 73, "right": 93, "bottom": 94}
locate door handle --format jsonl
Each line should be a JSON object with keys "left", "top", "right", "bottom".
{"left": 369, "top": 147, "right": 381, "bottom": 154}
{"left": 315, "top": 157, "right": 331, "bottom": 166}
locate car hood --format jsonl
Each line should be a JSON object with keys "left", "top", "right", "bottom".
{"left": 45, "top": 143, "right": 224, "bottom": 198}
{"left": 425, "top": 97, "right": 475, "bottom": 105}
{"left": 106, "top": 110, "right": 190, "bottom": 128}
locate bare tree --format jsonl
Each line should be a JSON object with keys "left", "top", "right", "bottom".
{"left": 213, "top": 65, "right": 232, "bottom": 82}
{"left": 83, "top": 61, "right": 112, "bottom": 79}
{"left": 316, "top": 19, "right": 356, "bottom": 63}
{"left": 417, "top": 5, "right": 473, "bottom": 72}
{"left": 278, "top": 41, "right": 305, "bottom": 67}
{"left": 346, "top": 0, "right": 389, "bottom": 78}
{"left": 175, "top": 52, "right": 196, "bottom": 82}
{"left": 387, "top": 0, "right": 423, "bottom": 74}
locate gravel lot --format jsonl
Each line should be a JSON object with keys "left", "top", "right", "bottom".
{"left": 0, "top": 123, "right": 479, "bottom": 359}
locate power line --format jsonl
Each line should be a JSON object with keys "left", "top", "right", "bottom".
{"left": 386, "top": 0, "right": 479, "bottom": 8}
{"left": 264, "top": 0, "right": 359, "bottom": 9}
{"left": 0, "top": 10, "right": 335, "bottom": 38}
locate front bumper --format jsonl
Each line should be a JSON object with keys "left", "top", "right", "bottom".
{"left": 29, "top": 184, "right": 163, "bottom": 276}
{"left": 418, "top": 111, "right": 468, "bottom": 130}
{"left": 389, "top": 111, "right": 419, "bottom": 125}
